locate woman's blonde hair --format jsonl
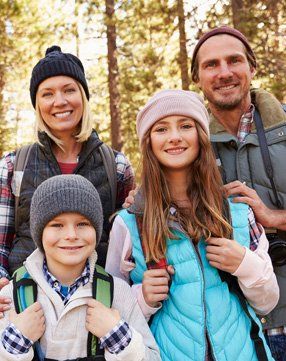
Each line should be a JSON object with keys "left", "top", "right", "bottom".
{"left": 140, "top": 121, "right": 232, "bottom": 263}
{"left": 35, "top": 82, "right": 93, "bottom": 148}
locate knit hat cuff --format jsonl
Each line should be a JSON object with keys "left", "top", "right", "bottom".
{"left": 136, "top": 91, "right": 210, "bottom": 145}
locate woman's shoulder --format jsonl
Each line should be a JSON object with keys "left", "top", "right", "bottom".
{"left": 0, "top": 151, "right": 16, "bottom": 178}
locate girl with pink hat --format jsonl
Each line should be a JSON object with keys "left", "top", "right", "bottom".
{"left": 106, "top": 90, "right": 278, "bottom": 361}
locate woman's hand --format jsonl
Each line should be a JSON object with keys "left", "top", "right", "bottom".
{"left": 122, "top": 189, "right": 137, "bottom": 209}
{"left": 142, "top": 265, "right": 174, "bottom": 308}
{"left": 86, "top": 299, "right": 121, "bottom": 338}
{"left": 206, "top": 237, "right": 246, "bottom": 274}
{"left": 9, "top": 302, "right": 45, "bottom": 342}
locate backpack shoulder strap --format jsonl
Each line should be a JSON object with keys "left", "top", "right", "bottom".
{"left": 98, "top": 144, "right": 117, "bottom": 214}
{"left": 14, "top": 144, "right": 33, "bottom": 232}
{"left": 12, "top": 265, "right": 37, "bottom": 314}
{"left": 219, "top": 200, "right": 268, "bottom": 361}
{"left": 282, "top": 104, "right": 286, "bottom": 112}
{"left": 87, "top": 264, "right": 114, "bottom": 358}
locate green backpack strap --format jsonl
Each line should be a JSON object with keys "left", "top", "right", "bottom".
{"left": 87, "top": 264, "right": 114, "bottom": 358}
{"left": 12, "top": 265, "right": 37, "bottom": 314}
{"left": 98, "top": 144, "right": 117, "bottom": 213}
{"left": 12, "top": 266, "right": 42, "bottom": 361}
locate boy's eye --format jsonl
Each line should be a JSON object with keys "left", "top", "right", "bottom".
{"left": 50, "top": 223, "right": 63, "bottom": 228}
{"left": 78, "top": 221, "right": 91, "bottom": 227}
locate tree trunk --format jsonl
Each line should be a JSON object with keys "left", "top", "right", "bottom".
{"left": 231, "top": 0, "right": 244, "bottom": 31}
{"left": 105, "top": 0, "right": 122, "bottom": 151}
{"left": 177, "top": 0, "right": 190, "bottom": 90}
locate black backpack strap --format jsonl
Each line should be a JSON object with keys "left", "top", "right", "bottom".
{"left": 98, "top": 144, "right": 117, "bottom": 213}
{"left": 219, "top": 200, "right": 268, "bottom": 361}
{"left": 14, "top": 144, "right": 33, "bottom": 232}
{"left": 87, "top": 264, "right": 114, "bottom": 358}
{"left": 253, "top": 109, "right": 282, "bottom": 209}
{"left": 219, "top": 272, "right": 269, "bottom": 361}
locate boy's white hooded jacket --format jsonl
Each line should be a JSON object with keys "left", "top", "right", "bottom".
{"left": 0, "top": 249, "right": 160, "bottom": 361}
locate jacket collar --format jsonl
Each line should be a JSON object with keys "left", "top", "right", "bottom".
{"left": 210, "top": 88, "right": 286, "bottom": 135}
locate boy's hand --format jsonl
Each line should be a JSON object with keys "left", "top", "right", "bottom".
{"left": 86, "top": 299, "right": 121, "bottom": 338}
{"left": 206, "top": 237, "right": 246, "bottom": 274}
{"left": 0, "top": 278, "right": 11, "bottom": 318}
{"left": 142, "top": 265, "right": 174, "bottom": 308}
{"left": 9, "top": 302, "right": 45, "bottom": 342}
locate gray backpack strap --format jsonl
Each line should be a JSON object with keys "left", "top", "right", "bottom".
{"left": 98, "top": 143, "right": 117, "bottom": 213}
{"left": 14, "top": 145, "right": 33, "bottom": 232}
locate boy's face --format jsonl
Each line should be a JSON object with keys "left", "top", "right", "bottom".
{"left": 42, "top": 212, "right": 96, "bottom": 275}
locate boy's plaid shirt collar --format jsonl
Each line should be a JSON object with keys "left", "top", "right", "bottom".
{"left": 43, "top": 258, "right": 90, "bottom": 304}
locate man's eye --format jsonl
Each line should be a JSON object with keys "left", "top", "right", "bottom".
{"left": 231, "top": 58, "right": 239, "bottom": 64}
{"left": 205, "top": 61, "right": 216, "bottom": 68}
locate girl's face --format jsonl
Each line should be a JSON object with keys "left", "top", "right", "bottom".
{"left": 36, "top": 76, "right": 83, "bottom": 138}
{"left": 150, "top": 115, "right": 200, "bottom": 172}
{"left": 42, "top": 212, "right": 96, "bottom": 277}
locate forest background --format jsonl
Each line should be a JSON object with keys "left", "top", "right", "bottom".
{"left": 1, "top": 0, "right": 285, "bottom": 170}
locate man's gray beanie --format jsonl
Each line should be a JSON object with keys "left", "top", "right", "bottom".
{"left": 30, "top": 174, "right": 103, "bottom": 252}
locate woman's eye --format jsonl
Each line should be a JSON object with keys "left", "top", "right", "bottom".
{"left": 42, "top": 92, "right": 53, "bottom": 98}
{"left": 65, "top": 88, "right": 76, "bottom": 93}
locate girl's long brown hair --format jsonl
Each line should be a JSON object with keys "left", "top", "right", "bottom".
{"left": 140, "top": 121, "right": 232, "bottom": 262}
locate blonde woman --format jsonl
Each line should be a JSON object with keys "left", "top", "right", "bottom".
{"left": 0, "top": 46, "right": 134, "bottom": 286}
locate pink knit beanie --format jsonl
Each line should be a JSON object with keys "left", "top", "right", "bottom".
{"left": 136, "top": 89, "right": 210, "bottom": 145}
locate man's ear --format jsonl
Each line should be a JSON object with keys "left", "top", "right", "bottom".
{"left": 250, "top": 66, "right": 256, "bottom": 79}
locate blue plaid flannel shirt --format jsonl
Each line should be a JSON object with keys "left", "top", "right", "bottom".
{"left": 1, "top": 259, "right": 131, "bottom": 355}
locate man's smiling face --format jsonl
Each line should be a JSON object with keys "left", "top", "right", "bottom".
{"left": 196, "top": 34, "right": 255, "bottom": 111}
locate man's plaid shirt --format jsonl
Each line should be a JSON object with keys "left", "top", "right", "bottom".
{"left": 0, "top": 151, "right": 134, "bottom": 278}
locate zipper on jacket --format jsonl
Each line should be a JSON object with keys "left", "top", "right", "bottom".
{"left": 175, "top": 226, "right": 216, "bottom": 361}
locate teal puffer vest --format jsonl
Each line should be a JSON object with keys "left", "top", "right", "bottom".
{"left": 118, "top": 201, "right": 273, "bottom": 361}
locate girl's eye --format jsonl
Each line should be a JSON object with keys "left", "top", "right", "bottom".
{"left": 181, "top": 123, "right": 193, "bottom": 129}
{"left": 154, "top": 127, "right": 167, "bottom": 133}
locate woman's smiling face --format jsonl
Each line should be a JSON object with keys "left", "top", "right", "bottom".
{"left": 36, "top": 75, "right": 83, "bottom": 138}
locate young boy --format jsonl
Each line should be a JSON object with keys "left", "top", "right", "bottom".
{"left": 0, "top": 175, "right": 160, "bottom": 361}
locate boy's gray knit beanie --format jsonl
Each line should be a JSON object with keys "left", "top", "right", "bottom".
{"left": 30, "top": 174, "right": 103, "bottom": 252}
